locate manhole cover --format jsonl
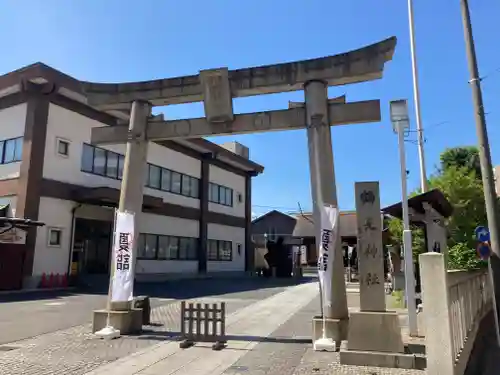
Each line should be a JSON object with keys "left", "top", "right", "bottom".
{"left": 0, "top": 346, "right": 18, "bottom": 352}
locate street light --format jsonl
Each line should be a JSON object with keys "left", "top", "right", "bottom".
{"left": 390, "top": 99, "right": 418, "bottom": 337}
{"left": 407, "top": 0, "right": 428, "bottom": 193}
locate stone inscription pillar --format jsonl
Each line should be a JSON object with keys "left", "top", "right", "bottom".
{"left": 355, "top": 181, "right": 386, "bottom": 312}
{"left": 304, "top": 80, "right": 348, "bottom": 322}
{"left": 341, "top": 181, "right": 405, "bottom": 361}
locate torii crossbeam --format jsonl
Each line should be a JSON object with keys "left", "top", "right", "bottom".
{"left": 90, "top": 98, "right": 381, "bottom": 144}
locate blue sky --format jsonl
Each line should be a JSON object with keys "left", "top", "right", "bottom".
{"left": 1, "top": 0, "right": 499, "bottom": 217}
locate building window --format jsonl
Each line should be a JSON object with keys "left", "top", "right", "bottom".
{"left": 148, "top": 165, "right": 161, "bottom": 190}
{"left": 106, "top": 151, "right": 118, "bottom": 178}
{"left": 137, "top": 233, "right": 198, "bottom": 260}
{"left": 170, "top": 172, "right": 182, "bottom": 194}
{"left": 207, "top": 239, "right": 233, "bottom": 261}
{"left": 81, "top": 144, "right": 94, "bottom": 173}
{"left": 144, "top": 164, "right": 199, "bottom": 198}
{"left": 81, "top": 143, "right": 200, "bottom": 199}
{"left": 56, "top": 138, "right": 70, "bottom": 157}
{"left": 237, "top": 192, "right": 243, "bottom": 203}
{"left": 0, "top": 136, "right": 23, "bottom": 164}
{"left": 47, "top": 228, "right": 62, "bottom": 247}
{"left": 208, "top": 183, "right": 233, "bottom": 207}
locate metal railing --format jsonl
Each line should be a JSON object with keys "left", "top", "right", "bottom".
{"left": 419, "top": 253, "right": 492, "bottom": 375}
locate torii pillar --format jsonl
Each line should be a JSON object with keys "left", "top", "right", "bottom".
{"left": 305, "top": 81, "right": 349, "bottom": 341}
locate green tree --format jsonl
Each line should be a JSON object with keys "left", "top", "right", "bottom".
{"left": 386, "top": 218, "right": 425, "bottom": 262}
{"left": 440, "top": 146, "right": 481, "bottom": 177}
{"left": 386, "top": 146, "right": 488, "bottom": 270}
{"left": 428, "top": 166, "right": 487, "bottom": 269}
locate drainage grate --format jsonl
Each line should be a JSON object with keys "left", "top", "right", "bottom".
{"left": 0, "top": 346, "right": 18, "bottom": 352}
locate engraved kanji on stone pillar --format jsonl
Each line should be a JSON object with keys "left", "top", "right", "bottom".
{"left": 355, "top": 181, "right": 386, "bottom": 312}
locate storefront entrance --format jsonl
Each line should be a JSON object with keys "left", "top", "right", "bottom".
{"left": 74, "top": 218, "right": 112, "bottom": 275}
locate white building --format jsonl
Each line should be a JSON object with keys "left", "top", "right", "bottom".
{"left": 0, "top": 63, "right": 264, "bottom": 290}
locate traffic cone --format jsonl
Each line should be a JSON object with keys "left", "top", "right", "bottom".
{"left": 40, "top": 273, "right": 47, "bottom": 288}
{"left": 61, "top": 273, "right": 68, "bottom": 287}
{"left": 48, "top": 273, "right": 54, "bottom": 288}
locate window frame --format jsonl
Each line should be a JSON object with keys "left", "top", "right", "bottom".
{"left": 207, "top": 239, "right": 233, "bottom": 262}
{"left": 56, "top": 138, "right": 70, "bottom": 157}
{"left": 47, "top": 227, "right": 63, "bottom": 248}
{"left": 81, "top": 143, "right": 200, "bottom": 199}
{"left": 208, "top": 182, "right": 234, "bottom": 207}
{"left": 0, "top": 136, "right": 23, "bottom": 164}
{"left": 136, "top": 233, "right": 198, "bottom": 261}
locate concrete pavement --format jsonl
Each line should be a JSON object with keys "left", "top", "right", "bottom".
{"left": 0, "top": 277, "right": 426, "bottom": 375}
{"left": 0, "top": 277, "right": 307, "bottom": 375}
{"left": 0, "top": 277, "right": 300, "bottom": 345}
{"left": 83, "top": 281, "right": 319, "bottom": 375}
{"left": 80, "top": 281, "right": 422, "bottom": 375}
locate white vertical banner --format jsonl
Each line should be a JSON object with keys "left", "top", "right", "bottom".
{"left": 111, "top": 211, "right": 135, "bottom": 302}
{"left": 317, "top": 205, "right": 340, "bottom": 309}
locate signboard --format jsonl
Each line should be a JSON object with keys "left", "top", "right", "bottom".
{"left": 475, "top": 226, "right": 490, "bottom": 243}
{"left": 477, "top": 242, "right": 491, "bottom": 260}
{"left": 111, "top": 211, "right": 135, "bottom": 302}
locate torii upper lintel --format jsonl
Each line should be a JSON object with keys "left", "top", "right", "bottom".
{"left": 81, "top": 37, "right": 397, "bottom": 110}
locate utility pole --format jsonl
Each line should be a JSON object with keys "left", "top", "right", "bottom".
{"left": 460, "top": 0, "right": 500, "bottom": 345}
{"left": 407, "top": 0, "right": 428, "bottom": 193}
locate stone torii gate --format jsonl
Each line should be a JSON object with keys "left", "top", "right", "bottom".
{"left": 84, "top": 36, "right": 397, "bottom": 342}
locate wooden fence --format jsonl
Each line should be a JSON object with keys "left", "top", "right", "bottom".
{"left": 179, "top": 301, "right": 226, "bottom": 350}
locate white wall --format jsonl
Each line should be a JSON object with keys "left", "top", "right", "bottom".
{"left": 136, "top": 213, "right": 199, "bottom": 274}
{"left": 0, "top": 103, "right": 26, "bottom": 180}
{"left": 207, "top": 223, "right": 245, "bottom": 272}
{"left": 43, "top": 104, "right": 201, "bottom": 208}
{"left": 208, "top": 164, "right": 246, "bottom": 217}
{"left": 33, "top": 197, "right": 73, "bottom": 276}
{"left": 33, "top": 196, "right": 202, "bottom": 277}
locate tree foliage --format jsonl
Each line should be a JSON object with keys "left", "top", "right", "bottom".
{"left": 440, "top": 146, "right": 481, "bottom": 178}
{"left": 387, "top": 146, "right": 488, "bottom": 270}
{"left": 386, "top": 218, "right": 425, "bottom": 262}
{"left": 428, "top": 166, "right": 487, "bottom": 269}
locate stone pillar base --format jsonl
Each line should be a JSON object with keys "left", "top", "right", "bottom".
{"left": 339, "top": 341, "right": 426, "bottom": 370}
{"left": 312, "top": 316, "right": 349, "bottom": 345}
{"left": 339, "top": 311, "right": 425, "bottom": 369}
{"left": 92, "top": 308, "right": 143, "bottom": 335}
{"left": 346, "top": 311, "right": 404, "bottom": 352}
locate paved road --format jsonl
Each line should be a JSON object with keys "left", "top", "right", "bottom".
{"left": 0, "top": 276, "right": 311, "bottom": 345}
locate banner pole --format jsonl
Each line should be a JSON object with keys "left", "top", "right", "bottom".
{"left": 105, "top": 208, "right": 118, "bottom": 328}
{"left": 95, "top": 209, "right": 121, "bottom": 340}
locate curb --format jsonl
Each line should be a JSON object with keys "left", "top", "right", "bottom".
{"left": 0, "top": 287, "right": 76, "bottom": 296}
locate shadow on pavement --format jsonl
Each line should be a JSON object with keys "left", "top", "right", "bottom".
{"left": 0, "top": 275, "right": 316, "bottom": 304}
{"left": 135, "top": 329, "right": 312, "bottom": 345}
{"left": 0, "top": 289, "right": 77, "bottom": 304}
